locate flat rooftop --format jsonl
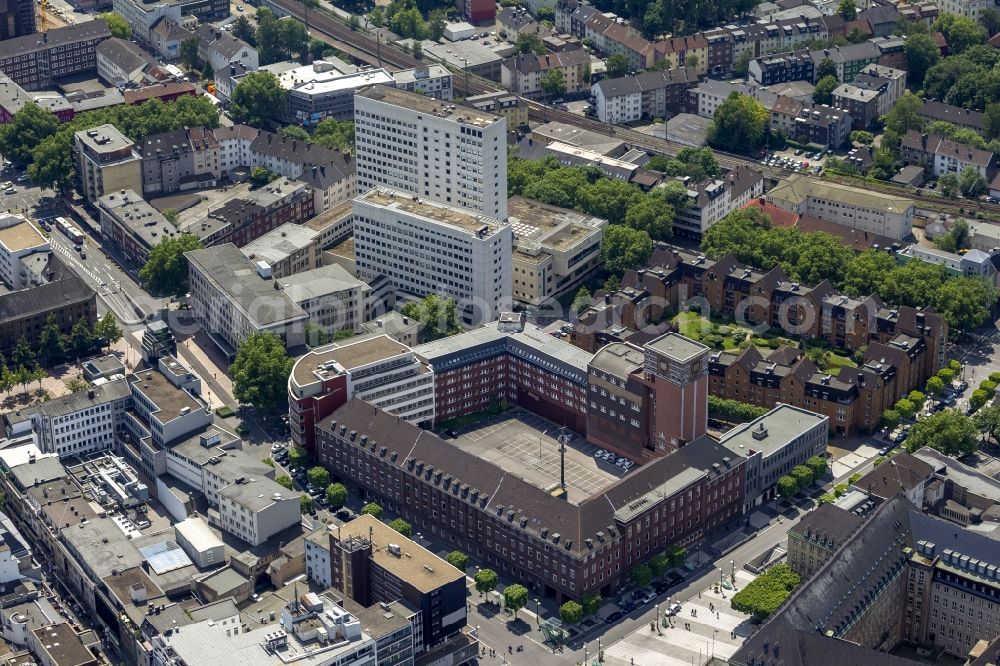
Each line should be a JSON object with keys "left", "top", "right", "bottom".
{"left": 337, "top": 514, "right": 464, "bottom": 594}
{"left": 278, "top": 63, "right": 395, "bottom": 96}
{"left": 357, "top": 84, "right": 501, "bottom": 128}
{"left": 357, "top": 188, "right": 504, "bottom": 234}
{"left": 98, "top": 189, "right": 173, "bottom": 250}
{"left": 0, "top": 217, "right": 46, "bottom": 252}
{"left": 75, "top": 123, "right": 135, "bottom": 154}
{"left": 719, "top": 404, "right": 828, "bottom": 457}
{"left": 448, "top": 409, "right": 623, "bottom": 503}
{"left": 219, "top": 477, "right": 300, "bottom": 512}
{"left": 507, "top": 196, "right": 605, "bottom": 251}
{"left": 31, "top": 623, "right": 94, "bottom": 666}
{"left": 277, "top": 264, "right": 365, "bottom": 303}
{"left": 644, "top": 332, "right": 708, "bottom": 363}
{"left": 241, "top": 224, "right": 318, "bottom": 265}
{"left": 292, "top": 335, "right": 412, "bottom": 387}
{"left": 129, "top": 370, "right": 204, "bottom": 424}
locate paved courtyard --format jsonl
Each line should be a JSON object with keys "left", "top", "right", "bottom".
{"left": 601, "top": 570, "right": 758, "bottom": 666}
{"left": 452, "top": 410, "right": 626, "bottom": 502}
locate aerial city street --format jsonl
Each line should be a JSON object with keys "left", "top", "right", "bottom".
{"left": 0, "top": 0, "right": 999, "bottom": 664}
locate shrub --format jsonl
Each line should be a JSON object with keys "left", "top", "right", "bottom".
{"left": 731, "top": 564, "right": 800, "bottom": 620}
{"left": 215, "top": 406, "right": 235, "bottom": 418}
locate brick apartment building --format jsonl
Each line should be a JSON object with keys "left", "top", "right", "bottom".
{"left": 0, "top": 20, "right": 111, "bottom": 90}
{"left": 316, "top": 398, "right": 745, "bottom": 603}
{"left": 0, "top": 277, "right": 97, "bottom": 354}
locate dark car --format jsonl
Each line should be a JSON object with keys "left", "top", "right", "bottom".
{"left": 619, "top": 600, "right": 636, "bottom": 614}
{"left": 654, "top": 581, "right": 672, "bottom": 595}
{"left": 605, "top": 611, "right": 624, "bottom": 624}
{"left": 632, "top": 589, "right": 646, "bottom": 601}
{"left": 666, "top": 571, "right": 684, "bottom": 584}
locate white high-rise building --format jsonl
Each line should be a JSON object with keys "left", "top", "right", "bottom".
{"left": 353, "top": 188, "right": 512, "bottom": 325}
{"left": 354, "top": 84, "right": 509, "bottom": 219}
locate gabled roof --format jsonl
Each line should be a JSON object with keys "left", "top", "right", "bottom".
{"left": 854, "top": 450, "right": 934, "bottom": 499}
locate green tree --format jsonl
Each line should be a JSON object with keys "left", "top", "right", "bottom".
{"left": 313, "top": 118, "right": 354, "bottom": 152}
{"left": 606, "top": 54, "right": 631, "bottom": 78}
{"left": 973, "top": 403, "right": 1000, "bottom": 440}
{"left": 980, "top": 7, "right": 1000, "bottom": 35}
{"left": 0, "top": 102, "right": 59, "bottom": 165}
{"left": 707, "top": 92, "right": 769, "bottom": 154}
{"left": 959, "top": 166, "right": 987, "bottom": 197}
{"left": 984, "top": 103, "right": 1000, "bottom": 141}
{"left": 884, "top": 92, "right": 924, "bottom": 137}
{"left": 623, "top": 195, "right": 674, "bottom": 240}
{"left": 279, "top": 125, "right": 310, "bottom": 141}
{"left": 389, "top": 518, "right": 413, "bottom": 537}
{"left": 412, "top": 40, "right": 423, "bottom": 59}
{"left": 503, "top": 584, "right": 529, "bottom": 619}
{"left": 230, "top": 332, "right": 294, "bottom": 413}
{"left": 95, "top": 312, "right": 123, "bottom": 350}
{"left": 307, "top": 466, "right": 330, "bottom": 488}
{"left": 400, "top": 294, "right": 461, "bottom": 342}
{"left": 926, "top": 376, "right": 945, "bottom": 395}
{"left": 38, "top": 315, "right": 65, "bottom": 366}
{"left": 777, "top": 475, "right": 798, "bottom": 499}
{"left": 276, "top": 475, "right": 294, "bottom": 489}
{"left": 582, "top": 593, "right": 602, "bottom": 617}
{"left": 139, "top": 234, "right": 202, "bottom": 297}
{"left": 850, "top": 130, "right": 875, "bottom": 145}
{"left": 813, "top": 75, "right": 839, "bottom": 104}
{"left": 939, "top": 172, "right": 961, "bottom": 198}
{"left": 816, "top": 57, "right": 839, "bottom": 81}
{"left": 791, "top": 465, "right": 814, "bottom": 489}
{"left": 933, "top": 277, "right": 996, "bottom": 330}
{"left": 429, "top": 8, "right": 448, "bottom": 40}
{"left": 288, "top": 446, "right": 309, "bottom": 468}
{"left": 325, "top": 483, "right": 348, "bottom": 508}
{"left": 904, "top": 33, "right": 941, "bottom": 84}
{"left": 730, "top": 564, "right": 800, "bottom": 621}
{"left": 895, "top": 398, "right": 917, "bottom": 419}
{"left": 629, "top": 564, "right": 652, "bottom": 588}
{"left": 908, "top": 390, "right": 926, "bottom": 405}
{"left": 905, "top": 409, "right": 979, "bottom": 455}
{"left": 733, "top": 50, "right": 754, "bottom": 76}
{"left": 361, "top": 502, "right": 383, "bottom": 518}
{"left": 541, "top": 68, "right": 566, "bottom": 97}
{"left": 560, "top": 600, "right": 583, "bottom": 624}
{"left": 180, "top": 37, "right": 200, "bottom": 70}
{"left": 849, "top": 472, "right": 862, "bottom": 484}
{"left": 971, "top": 389, "right": 990, "bottom": 411}
{"left": 881, "top": 409, "right": 901, "bottom": 430}
{"left": 301, "top": 495, "right": 314, "bottom": 514}
{"left": 231, "top": 71, "right": 287, "bottom": 128}
{"left": 838, "top": 0, "right": 857, "bottom": 20}
{"left": 666, "top": 545, "right": 687, "bottom": 567}
{"left": 250, "top": 165, "right": 279, "bottom": 187}
{"left": 805, "top": 455, "right": 827, "bottom": 480}
{"left": 232, "top": 15, "right": 256, "bottom": 44}
{"left": 98, "top": 12, "right": 131, "bottom": 38}
{"left": 571, "top": 286, "right": 592, "bottom": 313}
{"left": 602, "top": 225, "right": 653, "bottom": 274}
{"left": 934, "top": 14, "right": 986, "bottom": 54}
{"left": 648, "top": 553, "right": 670, "bottom": 579}
{"left": 69, "top": 319, "right": 95, "bottom": 359}
{"left": 445, "top": 551, "right": 469, "bottom": 572}
{"left": 474, "top": 568, "right": 499, "bottom": 595}
{"left": 391, "top": 8, "right": 429, "bottom": 39}
{"left": 841, "top": 249, "right": 897, "bottom": 296}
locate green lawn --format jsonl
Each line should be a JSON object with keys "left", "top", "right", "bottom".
{"left": 823, "top": 354, "right": 857, "bottom": 376}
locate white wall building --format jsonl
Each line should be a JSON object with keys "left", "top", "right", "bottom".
{"left": 217, "top": 477, "right": 301, "bottom": 546}
{"left": 304, "top": 527, "right": 333, "bottom": 589}
{"left": 354, "top": 85, "right": 508, "bottom": 220}
{"left": 31, "top": 380, "right": 132, "bottom": 458}
{"left": 277, "top": 264, "right": 370, "bottom": 335}
{"left": 766, "top": 174, "right": 914, "bottom": 240}
{"left": 392, "top": 65, "right": 454, "bottom": 100}
{"left": 0, "top": 214, "right": 49, "bottom": 290}
{"left": 213, "top": 124, "right": 259, "bottom": 178}
{"left": 591, "top": 77, "right": 641, "bottom": 125}
{"left": 353, "top": 188, "right": 512, "bottom": 326}
{"left": 671, "top": 166, "right": 765, "bottom": 239}
{"left": 174, "top": 516, "right": 225, "bottom": 568}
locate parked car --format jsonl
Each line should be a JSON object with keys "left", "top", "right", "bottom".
{"left": 666, "top": 602, "right": 682, "bottom": 616}
{"left": 654, "top": 581, "right": 673, "bottom": 594}
{"left": 640, "top": 589, "right": 657, "bottom": 604}
{"left": 605, "top": 611, "right": 624, "bottom": 624}
{"left": 619, "top": 600, "right": 635, "bottom": 613}
{"left": 594, "top": 449, "right": 607, "bottom": 458}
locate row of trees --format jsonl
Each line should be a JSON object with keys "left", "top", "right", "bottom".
{"left": 776, "top": 456, "right": 827, "bottom": 499}
{"left": 707, "top": 395, "right": 770, "bottom": 423}
{"left": 701, "top": 209, "right": 998, "bottom": 330}
{"left": 400, "top": 294, "right": 461, "bottom": 342}
{"left": 0, "top": 96, "right": 219, "bottom": 192}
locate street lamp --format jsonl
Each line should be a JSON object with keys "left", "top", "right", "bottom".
{"left": 731, "top": 559, "right": 736, "bottom": 585}
{"left": 535, "top": 598, "right": 540, "bottom": 626}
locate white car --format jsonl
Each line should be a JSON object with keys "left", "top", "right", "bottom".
{"left": 621, "top": 460, "right": 634, "bottom": 471}
{"left": 602, "top": 452, "right": 615, "bottom": 462}
{"left": 594, "top": 449, "right": 607, "bottom": 458}
{"left": 666, "top": 603, "right": 682, "bottom": 616}
{"left": 616, "top": 457, "right": 628, "bottom": 467}
{"left": 15, "top": 174, "right": 27, "bottom": 183}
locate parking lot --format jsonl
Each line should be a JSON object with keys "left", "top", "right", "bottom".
{"left": 453, "top": 410, "right": 624, "bottom": 502}
{"left": 762, "top": 147, "right": 828, "bottom": 175}
{"left": 0, "top": 168, "right": 58, "bottom": 216}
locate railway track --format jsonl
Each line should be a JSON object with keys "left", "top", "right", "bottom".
{"left": 272, "top": 0, "right": 1000, "bottom": 219}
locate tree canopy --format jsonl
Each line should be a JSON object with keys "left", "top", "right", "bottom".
{"left": 230, "top": 332, "right": 295, "bottom": 414}
{"left": 139, "top": 234, "right": 203, "bottom": 297}
{"left": 707, "top": 92, "right": 769, "bottom": 154}
{"left": 98, "top": 12, "right": 131, "bottom": 38}
{"left": 904, "top": 409, "right": 979, "bottom": 456}
{"left": 603, "top": 225, "right": 653, "bottom": 274}
{"left": 474, "top": 568, "right": 499, "bottom": 595}
{"left": 503, "top": 584, "right": 529, "bottom": 619}
{"left": 904, "top": 33, "right": 940, "bottom": 83}
{"left": 231, "top": 71, "right": 287, "bottom": 128}
{"left": 730, "top": 563, "right": 800, "bottom": 621}
{"left": 401, "top": 294, "right": 461, "bottom": 342}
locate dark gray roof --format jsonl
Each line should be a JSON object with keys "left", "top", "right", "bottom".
{"left": 787, "top": 503, "right": 862, "bottom": 546}
{"left": 0, "top": 277, "right": 94, "bottom": 323}
{"left": 919, "top": 100, "right": 983, "bottom": 130}
{"left": 854, "top": 451, "right": 933, "bottom": 499}
{"left": 96, "top": 37, "right": 152, "bottom": 74}
{"left": 0, "top": 19, "right": 110, "bottom": 59}
{"left": 595, "top": 75, "right": 641, "bottom": 98}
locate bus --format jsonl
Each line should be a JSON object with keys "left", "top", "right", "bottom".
{"left": 56, "top": 217, "right": 85, "bottom": 246}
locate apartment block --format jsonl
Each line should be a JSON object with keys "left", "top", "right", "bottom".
{"left": 188, "top": 177, "right": 315, "bottom": 248}
{"left": 501, "top": 50, "right": 591, "bottom": 99}
{"left": 463, "top": 91, "right": 528, "bottom": 129}
{"left": 287, "top": 335, "right": 435, "bottom": 453}
{"left": 113, "top": 0, "right": 229, "bottom": 46}
{"left": 185, "top": 243, "right": 309, "bottom": 357}
{"left": 0, "top": 276, "right": 97, "bottom": 355}
{"left": 217, "top": 477, "right": 301, "bottom": 546}
{"left": 30, "top": 380, "right": 132, "bottom": 458}
{"left": 192, "top": 24, "right": 257, "bottom": 74}
{"left": 670, "top": 167, "right": 765, "bottom": 239}
{"left": 240, "top": 224, "right": 320, "bottom": 278}
{"left": 0, "top": 20, "right": 111, "bottom": 90}
{"left": 392, "top": 65, "right": 453, "bottom": 100}
{"left": 901, "top": 131, "right": 997, "bottom": 180}
{"left": 352, "top": 188, "right": 512, "bottom": 326}
{"left": 749, "top": 51, "right": 814, "bottom": 85}
{"left": 0, "top": 0, "right": 34, "bottom": 40}
{"left": 508, "top": 196, "right": 606, "bottom": 307}
{"left": 249, "top": 132, "right": 356, "bottom": 213}
{"left": 265, "top": 60, "right": 395, "bottom": 125}
{"left": 97, "top": 189, "right": 172, "bottom": 267}
{"left": 0, "top": 213, "right": 50, "bottom": 290}
{"left": 277, "top": 264, "right": 373, "bottom": 335}
{"left": 785, "top": 502, "right": 863, "bottom": 578}
{"left": 141, "top": 127, "right": 220, "bottom": 195}
{"left": 719, "top": 405, "right": 829, "bottom": 510}
{"left": 74, "top": 124, "right": 143, "bottom": 204}
{"left": 354, "top": 85, "right": 508, "bottom": 219}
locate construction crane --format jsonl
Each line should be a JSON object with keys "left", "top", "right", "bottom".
{"left": 38, "top": 0, "right": 49, "bottom": 31}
